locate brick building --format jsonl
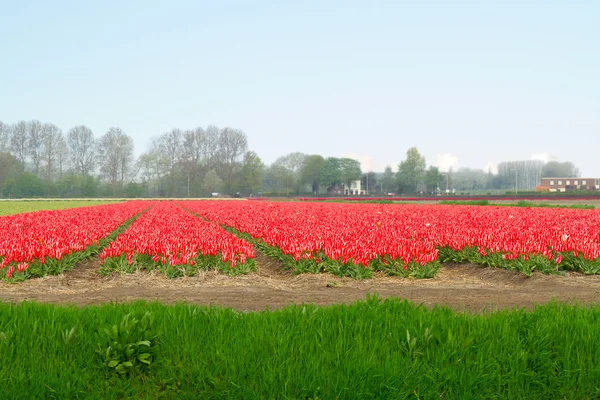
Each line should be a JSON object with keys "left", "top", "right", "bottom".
{"left": 539, "top": 177, "right": 600, "bottom": 192}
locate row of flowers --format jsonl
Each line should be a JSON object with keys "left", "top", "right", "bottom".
{"left": 0, "top": 202, "right": 149, "bottom": 280}
{"left": 182, "top": 201, "right": 441, "bottom": 278}
{"left": 4, "top": 200, "right": 599, "bottom": 281}
{"left": 99, "top": 202, "right": 255, "bottom": 277}
{"left": 182, "top": 201, "right": 600, "bottom": 277}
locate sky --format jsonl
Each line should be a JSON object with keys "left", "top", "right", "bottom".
{"left": 1, "top": 1, "right": 598, "bottom": 175}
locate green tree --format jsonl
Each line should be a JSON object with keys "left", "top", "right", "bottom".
{"left": 301, "top": 154, "right": 325, "bottom": 194}
{"left": 263, "top": 163, "right": 294, "bottom": 194}
{"left": 381, "top": 166, "right": 395, "bottom": 193}
{"left": 0, "top": 152, "right": 23, "bottom": 198}
{"left": 14, "top": 172, "right": 45, "bottom": 198}
{"left": 396, "top": 147, "right": 426, "bottom": 195}
{"left": 203, "top": 169, "right": 223, "bottom": 195}
{"left": 320, "top": 157, "right": 342, "bottom": 189}
{"left": 55, "top": 173, "right": 98, "bottom": 198}
{"left": 240, "top": 151, "right": 264, "bottom": 194}
{"left": 262, "top": 165, "right": 280, "bottom": 193}
{"left": 542, "top": 161, "right": 580, "bottom": 178}
{"left": 339, "top": 158, "right": 362, "bottom": 188}
{"left": 269, "top": 152, "right": 306, "bottom": 194}
{"left": 425, "top": 166, "right": 442, "bottom": 194}
{"left": 81, "top": 175, "right": 99, "bottom": 197}
{"left": 451, "top": 168, "right": 492, "bottom": 192}
{"left": 125, "top": 182, "right": 145, "bottom": 198}
{"left": 2, "top": 177, "right": 17, "bottom": 198}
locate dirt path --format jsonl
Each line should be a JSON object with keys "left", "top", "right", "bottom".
{"left": 2, "top": 254, "right": 600, "bottom": 311}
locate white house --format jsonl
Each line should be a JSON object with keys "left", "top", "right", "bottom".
{"left": 344, "top": 180, "right": 363, "bottom": 195}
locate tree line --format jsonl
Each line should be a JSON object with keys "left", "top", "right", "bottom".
{"left": 0, "top": 119, "right": 583, "bottom": 198}
{"left": 0, "top": 119, "right": 365, "bottom": 198}
{"left": 378, "top": 148, "right": 582, "bottom": 195}
{"left": 0, "top": 120, "right": 258, "bottom": 198}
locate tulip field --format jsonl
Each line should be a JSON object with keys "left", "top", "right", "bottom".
{"left": 2, "top": 199, "right": 600, "bottom": 281}
{"left": 183, "top": 200, "right": 440, "bottom": 279}
{"left": 100, "top": 201, "right": 255, "bottom": 276}
{"left": 182, "top": 200, "right": 600, "bottom": 278}
{"left": 0, "top": 201, "right": 148, "bottom": 280}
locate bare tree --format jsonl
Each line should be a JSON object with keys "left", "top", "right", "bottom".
{"left": 97, "top": 127, "right": 134, "bottom": 195}
{"left": 218, "top": 127, "right": 248, "bottom": 192}
{"left": 27, "top": 120, "right": 44, "bottom": 175}
{"left": 137, "top": 151, "right": 157, "bottom": 196}
{"left": 10, "top": 121, "right": 28, "bottom": 165}
{"left": 116, "top": 130, "right": 134, "bottom": 193}
{"left": 178, "top": 125, "right": 227, "bottom": 196}
{"left": 67, "top": 125, "right": 96, "bottom": 176}
{"left": 1, "top": 117, "right": 260, "bottom": 199}
{"left": 498, "top": 160, "right": 544, "bottom": 191}
{"left": 182, "top": 128, "right": 203, "bottom": 197}
{"left": 0, "top": 121, "right": 9, "bottom": 152}
{"left": 138, "top": 139, "right": 167, "bottom": 197}
{"left": 204, "top": 125, "right": 220, "bottom": 170}
{"left": 41, "top": 124, "right": 64, "bottom": 192}
{"left": 56, "top": 134, "right": 68, "bottom": 181}
{"left": 203, "top": 169, "right": 222, "bottom": 194}
{"left": 158, "top": 128, "right": 183, "bottom": 197}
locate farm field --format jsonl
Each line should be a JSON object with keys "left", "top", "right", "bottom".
{"left": 2, "top": 200, "right": 600, "bottom": 398}
{"left": 0, "top": 201, "right": 148, "bottom": 280}
{"left": 1, "top": 199, "right": 600, "bottom": 310}
{"left": 4, "top": 199, "right": 600, "bottom": 282}
{"left": 100, "top": 201, "right": 255, "bottom": 277}
{"left": 185, "top": 200, "right": 600, "bottom": 277}
{"left": 0, "top": 199, "right": 121, "bottom": 216}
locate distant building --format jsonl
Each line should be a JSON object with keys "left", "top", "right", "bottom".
{"left": 539, "top": 178, "right": 600, "bottom": 192}
{"left": 325, "top": 180, "right": 365, "bottom": 195}
{"left": 344, "top": 180, "right": 363, "bottom": 195}
{"left": 326, "top": 184, "right": 344, "bottom": 195}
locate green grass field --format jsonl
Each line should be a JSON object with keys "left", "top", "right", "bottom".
{"left": 0, "top": 200, "right": 120, "bottom": 216}
{"left": 1, "top": 296, "right": 600, "bottom": 399}
{"left": 439, "top": 199, "right": 595, "bottom": 209}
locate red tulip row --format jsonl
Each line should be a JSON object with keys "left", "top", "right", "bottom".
{"left": 182, "top": 201, "right": 600, "bottom": 277}
{"left": 100, "top": 202, "right": 255, "bottom": 277}
{"left": 0, "top": 201, "right": 149, "bottom": 280}
{"left": 182, "top": 201, "right": 440, "bottom": 278}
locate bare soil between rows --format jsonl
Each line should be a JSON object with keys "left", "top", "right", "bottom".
{"left": 3, "top": 253, "right": 600, "bottom": 312}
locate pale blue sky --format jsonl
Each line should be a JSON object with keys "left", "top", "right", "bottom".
{"left": 1, "top": 1, "right": 598, "bottom": 174}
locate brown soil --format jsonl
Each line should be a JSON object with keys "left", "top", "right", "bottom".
{"left": 2, "top": 253, "right": 600, "bottom": 312}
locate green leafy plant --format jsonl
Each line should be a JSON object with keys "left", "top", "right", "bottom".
{"left": 62, "top": 326, "right": 77, "bottom": 346}
{"left": 97, "top": 312, "right": 158, "bottom": 376}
